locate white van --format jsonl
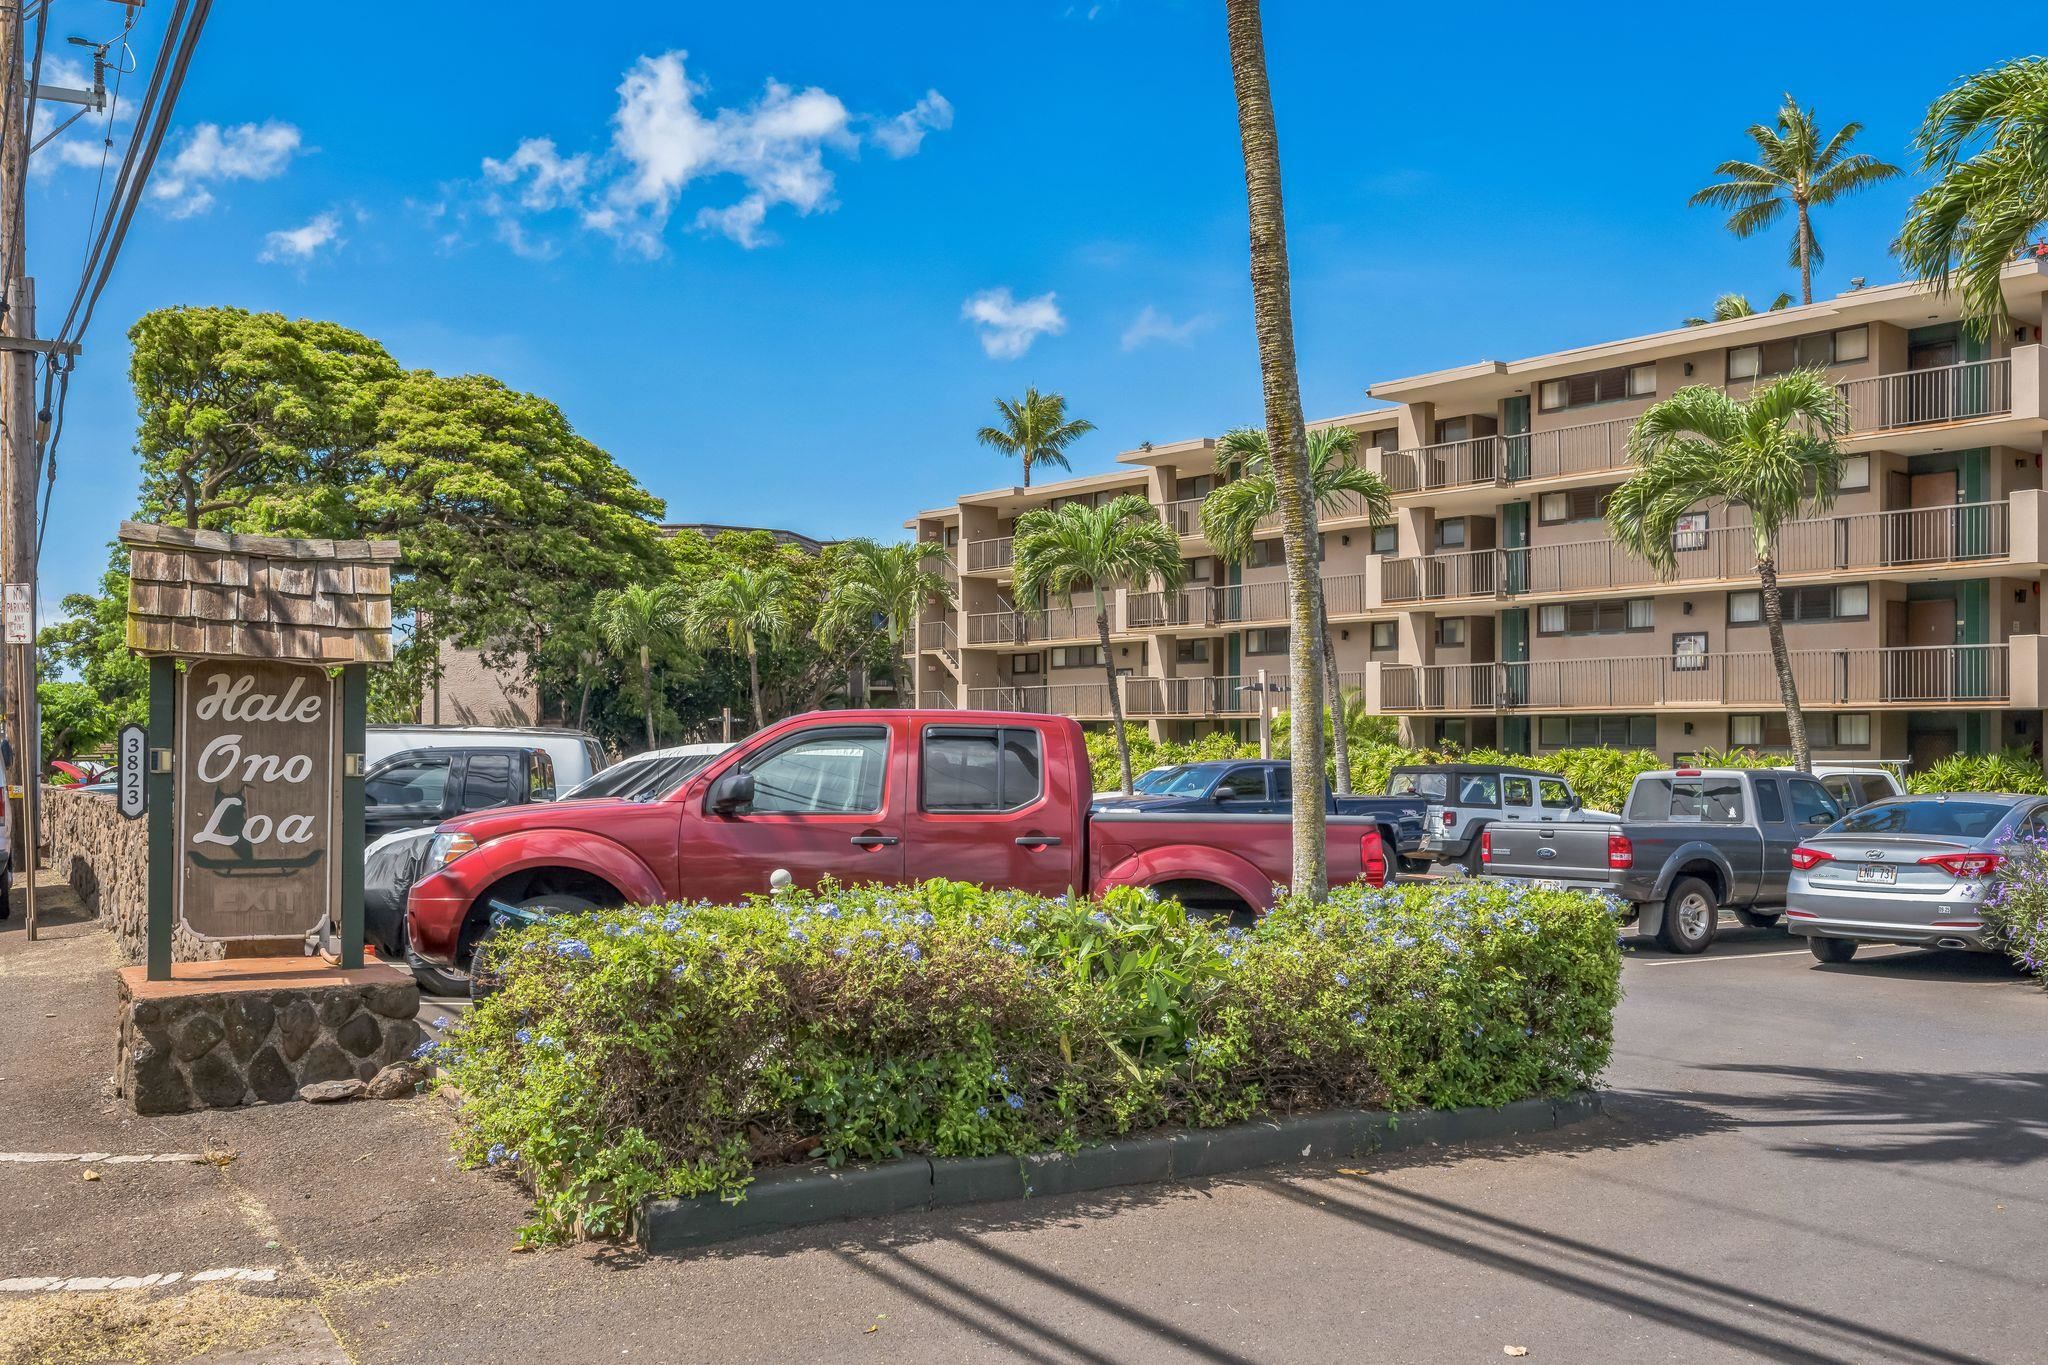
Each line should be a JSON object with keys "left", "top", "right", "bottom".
{"left": 366, "top": 725, "right": 608, "bottom": 791}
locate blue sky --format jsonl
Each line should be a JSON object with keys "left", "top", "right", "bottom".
{"left": 26, "top": 1, "right": 2026, "bottom": 607}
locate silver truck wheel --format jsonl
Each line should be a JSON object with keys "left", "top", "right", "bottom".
{"left": 1656, "top": 877, "right": 1717, "bottom": 954}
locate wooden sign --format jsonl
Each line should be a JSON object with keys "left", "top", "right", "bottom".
{"left": 176, "top": 660, "right": 339, "bottom": 941}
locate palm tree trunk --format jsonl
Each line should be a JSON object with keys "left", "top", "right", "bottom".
{"left": 1321, "top": 600, "right": 1352, "bottom": 794}
{"left": 746, "top": 643, "right": 766, "bottom": 730}
{"left": 577, "top": 676, "right": 592, "bottom": 732}
{"left": 1022, "top": 455, "right": 1032, "bottom": 489}
{"left": 1226, "top": 0, "right": 1328, "bottom": 897}
{"left": 1097, "top": 600, "right": 1134, "bottom": 794}
{"left": 639, "top": 648, "right": 655, "bottom": 750}
{"left": 1796, "top": 202, "right": 1814, "bottom": 305}
{"left": 1758, "top": 554, "right": 1811, "bottom": 771}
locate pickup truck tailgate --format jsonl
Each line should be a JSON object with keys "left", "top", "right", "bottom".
{"left": 1481, "top": 822, "right": 1626, "bottom": 890}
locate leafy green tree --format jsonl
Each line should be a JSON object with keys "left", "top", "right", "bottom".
{"left": 1014, "top": 495, "right": 1184, "bottom": 794}
{"left": 1689, "top": 95, "right": 1901, "bottom": 305}
{"left": 684, "top": 564, "right": 799, "bottom": 730}
{"left": 37, "top": 681, "right": 123, "bottom": 764}
{"left": 1224, "top": 0, "right": 1331, "bottom": 894}
{"left": 128, "top": 307, "right": 399, "bottom": 529}
{"left": 1606, "top": 372, "right": 1847, "bottom": 770}
{"left": 1200, "top": 425, "right": 1391, "bottom": 794}
{"left": 976, "top": 388, "right": 1095, "bottom": 488}
{"left": 816, "top": 539, "right": 953, "bottom": 663}
{"left": 1683, "top": 291, "right": 1794, "bottom": 327}
{"left": 595, "top": 583, "right": 687, "bottom": 749}
{"left": 38, "top": 558, "right": 148, "bottom": 756}
{"left": 1899, "top": 57, "right": 2048, "bottom": 337}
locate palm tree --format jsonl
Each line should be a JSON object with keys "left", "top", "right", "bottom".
{"left": 1682, "top": 291, "right": 1795, "bottom": 327}
{"left": 816, "top": 540, "right": 955, "bottom": 692}
{"left": 1899, "top": 57, "right": 2048, "bottom": 337}
{"left": 593, "top": 583, "right": 684, "bottom": 749}
{"left": 1199, "top": 424, "right": 1392, "bottom": 794}
{"left": 976, "top": 388, "right": 1096, "bottom": 488}
{"left": 683, "top": 565, "right": 798, "bottom": 730}
{"left": 1606, "top": 371, "right": 1847, "bottom": 771}
{"left": 1689, "top": 95, "right": 1901, "bottom": 305}
{"left": 1013, "top": 495, "right": 1185, "bottom": 794}
{"left": 1223, "top": 0, "right": 1330, "bottom": 896}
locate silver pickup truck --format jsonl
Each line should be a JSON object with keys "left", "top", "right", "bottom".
{"left": 1479, "top": 767, "right": 1842, "bottom": 953}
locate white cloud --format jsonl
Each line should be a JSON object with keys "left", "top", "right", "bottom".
{"left": 259, "top": 210, "right": 341, "bottom": 264}
{"left": 872, "top": 90, "right": 953, "bottom": 159}
{"left": 962, "top": 288, "right": 1065, "bottom": 360}
{"left": 1121, "top": 305, "right": 1213, "bottom": 351}
{"left": 467, "top": 51, "right": 949, "bottom": 257}
{"left": 150, "top": 121, "right": 303, "bottom": 218}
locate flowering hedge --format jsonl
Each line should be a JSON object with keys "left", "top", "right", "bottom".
{"left": 436, "top": 878, "right": 1621, "bottom": 1243}
{"left": 1985, "top": 836, "right": 2048, "bottom": 984}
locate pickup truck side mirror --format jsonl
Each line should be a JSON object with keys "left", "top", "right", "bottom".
{"left": 1211, "top": 789, "right": 1236, "bottom": 803}
{"left": 709, "top": 770, "right": 755, "bottom": 813}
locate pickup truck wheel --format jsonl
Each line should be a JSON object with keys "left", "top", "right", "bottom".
{"left": 1459, "top": 840, "right": 1485, "bottom": 877}
{"left": 1809, "top": 935, "right": 1858, "bottom": 964}
{"left": 1657, "top": 877, "right": 1718, "bottom": 954}
{"left": 1734, "top": 908, "right": 1783, "bottom": 930}
{"left": 470, "top": 893, "right": 600, "bottom": 1003}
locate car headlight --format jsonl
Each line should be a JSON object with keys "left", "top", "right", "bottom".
{"left": 423, "top": 831, "right": 477, "bottom": 875}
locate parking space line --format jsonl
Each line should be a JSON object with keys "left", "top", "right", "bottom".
{"left": 0, "top": 1151, "right": 210, "bottom": 1164}
{"left": 1632, "top": 948, "right": 1812, "bottom": 966}
{"left": 0, "top": 1268, "right": 277, "bottom": 1293}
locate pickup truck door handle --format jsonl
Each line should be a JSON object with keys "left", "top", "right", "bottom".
{"left": 1015, "top": 835, "right": 1062, "bottom": 847}
{"left": 850, "top": 834, "right": 899, "bottom": 848}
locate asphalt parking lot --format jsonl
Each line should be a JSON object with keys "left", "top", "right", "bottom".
{"left": 3, "top": 892, "right": 2042, "bottom": 1364}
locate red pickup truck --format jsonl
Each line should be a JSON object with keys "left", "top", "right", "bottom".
{"left": 406, "top": 709, "right": 1387, "bottom": 977}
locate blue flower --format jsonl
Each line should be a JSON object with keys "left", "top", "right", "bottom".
{"left": 976, "top": 1106, "right": 990, "bottom": 1119}
{"left": 833, "top": 946, "right": 850, "bottom": 958}
{"left": 410, "top": 1038, "right": 438, "bottom": 1059}
{"left": 486, "top": 1143, "right": 507, "bottom": 1166}
{"left": 1349, "top": 1012, "right": 1368, "bottom": 1026}
{"left": 900, "top": 942, "right": 922, "bottom": 961}
{"left": 514, "top": 1028, "right": 532, "bottom": 1044}
{"left": 1333, "top": 973, "right": 1349, "bottom": 987}
{"left": 432, "top": 1016, "right": 451, "bottom": 1029}
{"left": 554, "top": 939, "right": 592, "bottom": 961}
{"left": 914, "top": 911, "right": 935, "bottom": 927}
{"left": 992, "top": 1066, "right": 1010, "bottom": 1084}
{"left": 1005, "top": 1093, "right": 1025, "bottom": 1110}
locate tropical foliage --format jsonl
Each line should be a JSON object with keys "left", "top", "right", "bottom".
{"left": 1607, "top": 372, "right": 1848, "bottom": 770}
{"left": 1689, "top": 94, "right": 1901, "bottom": 303}
{"left": 442, "top": 876, "right": 1623, "bottom": 1242}
{"left": 593, "top": 584, "right": 687, "bottom": 749}
{"left": 1899, "top": 56, "right": 2048, "bottom": 336}
{"left": 1683, "top": 291, "right": 1794, "bottom": 327}
{"left": 817, "top": 538, "right": 953, "bottom": 656}
{"left": 976, "top": 388, "right": 1095, "bottom": 488}
{"left": 682, "top": 564, "right": 800, "bottom": 730}
{"left": 1014, "top": 495, "right": 1185, "bottom": 793}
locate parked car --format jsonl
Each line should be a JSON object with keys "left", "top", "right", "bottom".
{"left": 1787, "top": 792, "right": 2045, "bottom": 963}
{"left": 1811, "top": 763, "right": 1908, "bottom": 813}
{"left": 1480, "top": 766, "right": 1843, "bottom": 953}
{"left": 407, "top": 710, "right": 1393, "bottom": 990}
{"left": 1094, "top": 759, "right": 1426, "bottom": 863}
{"left": 367, "top": 725, "right": 607, "bottom": 790}
{"left": 364, "top": 826, "right": 448, "bottom": 988}
{"left": 1094, "top": 764, "right": 1186, "bottom": 800}
{"left": 1391, "top": 763, "right": 1613, "bottom": 873}
{"left": 558, "top": 743, "right": 732, "bottom": 801}
{"left": 365, "top": 746, "right": 556, "bottom": 840}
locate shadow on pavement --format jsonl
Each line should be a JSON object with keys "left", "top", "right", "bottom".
{"left": 1637, "top": 1063, "right": 2048, "bottom": 1167}
{"left": 1258, "top": 1175, "right": 1983, "bottom": 1365}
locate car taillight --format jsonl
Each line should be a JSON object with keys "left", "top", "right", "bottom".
{"left": 1607, "top": 831, "right": 1633, "bottom": 870}
{"left": 1789, "top": 846, "right": 1834, "bottom": 871}
{"left": 1362, "top": 830, "right": 1387, "bottom": 887}
{"left": 1919, "top": 851, "right": 2003, "bottom": 879}
{"left": 1480, "top": 830, "right": 1493, "bottom": 864}
{"left": 1441, "top": 809, "right": 1456, "bottom": 827}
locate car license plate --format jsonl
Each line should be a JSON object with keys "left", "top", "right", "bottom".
{"left": 1857, "top": 863, "right": 1896, "bottom": 886}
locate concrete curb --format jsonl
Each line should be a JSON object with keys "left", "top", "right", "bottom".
{"left": 635, "top": 1090, "right": 1603, "bottom": 1254}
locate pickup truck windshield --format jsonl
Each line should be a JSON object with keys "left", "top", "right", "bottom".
{"left": 1835, "top": 800, "right": 2009, "bottom": 838}
{"left": 1132, "top": 766, "right": 1183, "bottom": 794}
{"left": 1156, "top": 767, "right": 1224, "bottom": 797}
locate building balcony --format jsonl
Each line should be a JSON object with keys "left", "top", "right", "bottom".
{"left": 964, "top": 537, "right": 1014, "bottom": 574}
{"left": 1377, "top": 641, "right": 2025, "bottom": 714}
{"left": 1124, "top": 573, "right": 1377, "bottom": 632}
{"left": 1380, "top": 499, "right": 2021, "bottom": 605}
{"left": 965, "top": 605, "right": 1103, "bottom": 647}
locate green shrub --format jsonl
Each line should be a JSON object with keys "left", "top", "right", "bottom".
{"left": 438, "top": 878, "right": 1621, "bottom": 1243}
{"left": 1907, "top": 748, "right": 2048, "bottom": 796}
{"left": 1985, "top": 835, "right": 2048, "bottom": 986}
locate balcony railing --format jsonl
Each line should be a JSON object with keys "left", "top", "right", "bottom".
{"left": 1125, "top": 673, "right": 1281, "bottom": 719}
{"left": 965, "top": 537, "right": 1014, "bottom": 573}
{"left": 1124, "top": 574, "right": 1374, "bottom": 630}
{"left": 1380, "top": 548, "right": 1501, "bottom": 605}
{"left": 1381, "top": 437, "right": 1501, "bottom": 494}
{"left": 966, "top": 604, "right": 1105, "bottom": 646}
{"left": 918, "top": 689, "right": 957, "bottom": 709}
{"left": 1381, "top": 643, "right": 2010, "bottom": 713}
{"left": 1838, "top": 358, "right": 2011, "bottom": 433}
{"left": 968, "top": 683, "right": 1116, "bottom": 718}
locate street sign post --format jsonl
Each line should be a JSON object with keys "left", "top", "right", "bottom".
{"left": 117, "top": 722, "right": 146, "bottom": 820}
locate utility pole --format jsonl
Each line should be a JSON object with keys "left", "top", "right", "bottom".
{"left": 1, "top": 5, "right": 38, "bottom": 935}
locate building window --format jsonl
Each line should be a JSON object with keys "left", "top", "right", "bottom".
{"left": 1435, "top": 617, "right": 1466, "bottom": 648}
{"left": 1245, "top": 627, "right": 1289, "bottom": 656}
{"left": 1537, "top": 714, "right": 1656, "bottom": 748}
{"left": 1536, "top": 598, "right": 1655, "bottom": 636}
{"left": 1177, "top": 639, "right": 1210, "bottom": 664}
{"left": 1537, "top": 364, "right": 1656, "bottom": 412}
{"left": 1010, "top": 654, "right": 1043, "bottom": 676}
{"left": 1731, "top": 712, "right": 1870, "bottom": 750}
{"left": 1673, "top": 631, "right": 1708, "bottom": 671}
{"left": 1050, "top": 645, "right": 1105, "bottom": 668}
{"left": 943, "top": 527, "right": 959, "bottom": 547}
{"left": 1249, "top": 539, "right": 1284, "bottom": 569}
{"left": 1728, "top": 583, "right": 1868, "bottom": 626}
{"left": 1369, "top": 621, "right": 1398, "bottom": 652}
{"left": 1183, "top": 556, "right": 1213, "bottom": 582}
{"left": 1371, "top": 524, "right": 1399, "bottom": 555}
{"left": 1175, "top": 475, "right": 1215, "bottom": 501}
{"left": 1435, "top": 518, "right": 1467, "bottom": 549}
{"left": 1537, "top": 484, "right": 1617, "bottom": 525}
{"left": 1838, "top": 454, "right": 1871, "bottom": 491}
{"left": 1727, "top": 326, "right": 1869, "bottom": 382}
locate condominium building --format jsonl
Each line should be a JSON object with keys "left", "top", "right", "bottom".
{"left": 904, "top": 261, "right": 2048, "bottom": 769}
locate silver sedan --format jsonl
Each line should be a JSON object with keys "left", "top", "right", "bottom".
{"left": 1786, "top": 792, "right": 2047, "bottom": 963}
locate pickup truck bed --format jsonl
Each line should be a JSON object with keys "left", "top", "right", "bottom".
{"left": 408, "top": 710, "right": 1388, "bottom": 979}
